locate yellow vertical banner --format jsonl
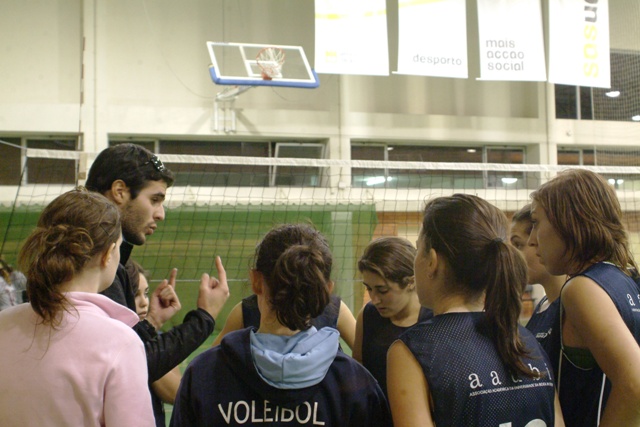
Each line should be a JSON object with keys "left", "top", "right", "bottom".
{"left": 477, "top": 0, "right": 546, "bottom": 81}
{"left": 314, "top": 0, "right": 389, "bottom": 76}
{"left": 395, "top": 0, "right": 468, "bottom": 78}
{"left": 549, "top": 0, "right": 610, "bottom": 88}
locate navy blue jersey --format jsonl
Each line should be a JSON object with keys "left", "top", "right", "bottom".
{"left": 242, "top": 293, "right": 341, "bottom": 330}
{"left": 170, "top": 328, "right": 392, "bottom": 427}
{"left": 525, "top": 296, "right": 561, "bottom": 379}
{"left": 361, "top": 302, "right": 433, "bottom": 394}
{"left": 558, "top": 262, "right": 640, "bottom": 427}
{"left": 400, "top": 312, "right": 556, "bottom": 427}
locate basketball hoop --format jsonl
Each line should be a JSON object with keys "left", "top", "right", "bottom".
{"left": 256, "top": 47, "right": 286, "bottom": 80}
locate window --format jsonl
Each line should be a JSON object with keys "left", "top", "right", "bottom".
{"left": 557, "top": 147, "right": 640, "bottom": 167}
{"left": 486, "top": 148, "right": 526, "bottom": 189}
{"left": 351, "top": 145, "right": 387, "bottom": 187}
{"left": 26, "top": 139, "right": 78, "bottom": 184}
{"left": 110, "top": 139, "right": 327, "bottom": 187}
{"left": 558, "top": 146, "right": 640, "bottom": 190}
{"left": 0, "top": 137, "right": 22, "bottom": 185}
{"left": 555, "top": 51, "right": 640, "bottom": 122}
{"left": 272, "top": 143, "right": 325, "bottom": 187}
{"left": 557, "top": 148, "right": 595, "bottom": 166}
{"left": 0, "top": 137, "right": 79, "bottom": 185}
{"left": 110, "top": 140, "right": 155, "bottom": 152}
{"left": 351, "top": 143, "right": 526, "bottom": 189}
{"left": 162, "top": 140, "right": 271, "bottom": 187}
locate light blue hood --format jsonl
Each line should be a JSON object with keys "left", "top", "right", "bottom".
{"left": 250, "top": 326, "right": 340, "bottom": 389}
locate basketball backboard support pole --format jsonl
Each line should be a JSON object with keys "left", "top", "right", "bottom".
{"left": 213, "top": 97, "right": 236, "bottom": 133}
{"left": 207, "top": 42, "right": 319, "bottom": 133}
{"left": 212, "top": 86, "right": 254, "bottom": 133}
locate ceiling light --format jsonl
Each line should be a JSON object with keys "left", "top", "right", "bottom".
{"left": 467, "top": 148, "right": 477, "bottom": 153}
{"left": 605, "top": 90, "right": 620, "bottom": 98}
{"left": 632, "top": 115, "right": 640, "bottom": 122}
{"left": 501, "top": 177, "right": 518, "bottom": 185}
{"left": 365, "top": 176, "right": 392, "bottom": 186}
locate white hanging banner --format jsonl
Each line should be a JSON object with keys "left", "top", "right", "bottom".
{"left": 549, "top": 0, "right": 610, "bottom": 88}
{"left": 314, "top": 0, "right": 389, "bottom": 76}
{"left": 477, "top": 0, "right": 546, "bottom": 81}
{"left": 395, "top": 0, "right": 468, "bottom": 78}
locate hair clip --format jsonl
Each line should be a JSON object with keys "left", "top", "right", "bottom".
{"left": 144, "top": 155, "right": 165, "bottom": 172}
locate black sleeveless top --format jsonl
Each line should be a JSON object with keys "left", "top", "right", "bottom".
{"left": 361, "top": 301, "right": 433, "bottom": 395}
{"left": 525, "top": 296, "right": 561, "bottom": 378}
{"left": 558, "top": 262, "right": 640, "bottom": 427}
{"left": 401, "top": 312, "right": 556, "bottom": 427}
{"left": 241, "top": 293, "right": 341, "bottom": 329}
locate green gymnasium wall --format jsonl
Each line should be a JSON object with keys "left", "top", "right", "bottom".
{"left": 0, "top": 204, "right": 378, "bottom": 330}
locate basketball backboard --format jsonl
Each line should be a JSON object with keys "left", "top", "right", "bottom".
{"left": 206, "top": 42, "right": 320, "bottom": 88}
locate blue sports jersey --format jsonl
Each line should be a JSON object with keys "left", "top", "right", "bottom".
{"left": 361, "top": 302, "right": 432, "bottom": 395}
{"left": 558, "top": 262, "right": 640, "bottom": 427}
{"left": 401, "top": 312, "right": 556, "bottom": 427}
{"left": 526, "top": 296, "right": 561, "bottom": 379}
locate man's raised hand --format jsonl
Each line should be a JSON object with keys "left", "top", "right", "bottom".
{"left": 146, "top": 268, "right": 182, "bottom": 329}
{"left": 197, "top": 256, "right": 230, "bottom": 319}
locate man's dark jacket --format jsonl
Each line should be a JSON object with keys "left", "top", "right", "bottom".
{"left": 100, "top": 241, "right": 215, "bottom": 383}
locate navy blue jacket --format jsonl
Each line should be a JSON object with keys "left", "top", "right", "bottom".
{"left": 170, "top": 328, "right": 392, "bottom": 427}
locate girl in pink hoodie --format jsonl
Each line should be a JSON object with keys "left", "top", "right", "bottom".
{"left": 0, "top": 188, "right": 154, "bottom": 427}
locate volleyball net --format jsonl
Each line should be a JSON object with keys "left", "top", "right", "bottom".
{"left": 2, "top": 147, "right": 640, "bottom": 316}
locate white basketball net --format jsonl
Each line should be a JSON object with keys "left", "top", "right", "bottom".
{"left": 256, "top": 47, "right": 286, "bottom": 80}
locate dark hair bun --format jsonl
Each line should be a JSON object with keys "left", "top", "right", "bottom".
{"left": 270, "top": 243, "right": 331, "bottom": 331}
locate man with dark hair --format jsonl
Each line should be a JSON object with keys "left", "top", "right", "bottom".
{"left": 87, "top": 143, "right": 229, "bottom": 425}
{"left": 87, "top": 144, "right": 177, "bottom": 311}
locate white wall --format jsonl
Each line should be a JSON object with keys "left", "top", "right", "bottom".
{"left": 1, "top": 0, "right": 639, "bottom": 158}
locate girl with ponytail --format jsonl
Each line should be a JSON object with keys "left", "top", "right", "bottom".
{"left": 0, "top": 188, "right": 154, "bottom": 426}
{"left": 172, "top": 224, "right": 392, "bottom": 427}
{"left": 387, "top": 194, "right": 563, "bottom": 427}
